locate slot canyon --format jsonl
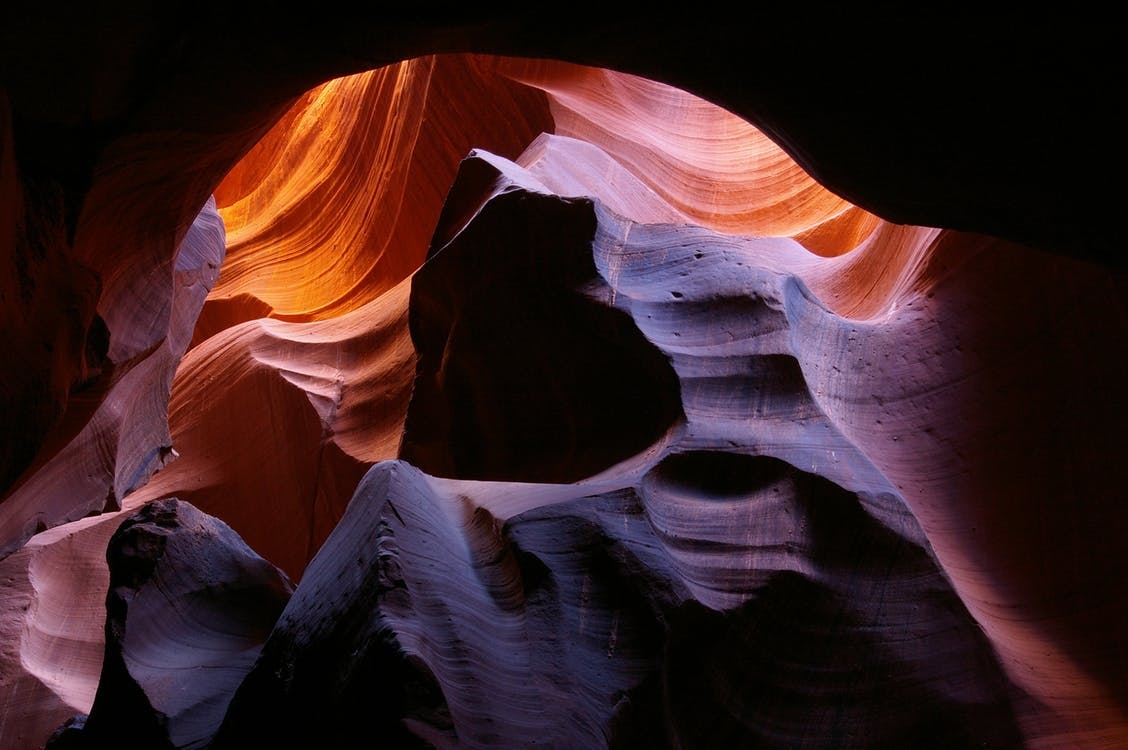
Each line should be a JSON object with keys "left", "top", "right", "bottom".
{"left": 0, "top": 9, "right": 1124, "bottom": 750}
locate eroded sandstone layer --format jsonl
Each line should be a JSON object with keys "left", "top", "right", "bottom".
{"left": 1, "top": 11, "right": 1125, "bottom": 750}
{"left": 209, "top": 150, "right": 1033, "bottom": 748}
{"left": 51, "top": 497, "right": 292, "bottom": 750}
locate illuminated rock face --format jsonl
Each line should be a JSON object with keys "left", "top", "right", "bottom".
{"left": 208, "top": 153, "right": 1027, "bottom": 748}
{"left": 0, "top": 197, "right": 225, "bottom": 560}
{"left": 1, "top": 13, "right": 1125, "bottom": 750}
{"left": 210, "top": 458, "right": 1022, "bottom": 749}
{"left": 51, "top": 497, "right": 292, "bottom": 750}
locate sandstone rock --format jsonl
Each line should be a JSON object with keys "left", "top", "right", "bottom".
{"left": 0, "top": 12, "right": 1124, "bottom": 748}
{"left": 0, "top": 196, "right": 224, "bottom": 559}
{"left": 56, "top": 498, "right": 292, "bottom": 750}
{"left": 0, "top": 513, "right": 119, "bottom": 750}
{"left": 212, "top": 450, "right": 1022, "bottom": 748}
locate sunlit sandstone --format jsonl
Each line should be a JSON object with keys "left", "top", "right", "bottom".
{"left": 0, "top": 22, "right": 1123, "bottom": 750}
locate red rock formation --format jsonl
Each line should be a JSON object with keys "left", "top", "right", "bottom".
{"left": 208, "top": 458, "right": 1023, "bottom": 749}
{"left": 0, "top": 11, "right": 1124, "bottom": 750}
{"left": 119, "top": 55, "right": 554, "bottom": 582}
{"left": 486, "top": 56, "right": 880, "bottom": 255}
{"left": 207, "top": 152, "right": 1031, "bottom": 747}
{"left": 205, "top": 55, "right": 552, "bottom": 328}
{"left": 51, "top": 497, "right": 292, "bottom": 750}
{"left": 0, "top": 512, "right": 118, "bottom": 749}
{"left": 0, "top": 198, "right": 224, "bottom": 559}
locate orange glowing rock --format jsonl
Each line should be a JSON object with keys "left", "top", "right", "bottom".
{"left": 484, "top": 56, "right": 880, "bottom": 254}
{"left": 125, "top": 279, "right": 416, "bottom": 582}
{"left": 207, "top": 55, "right": 553, "bottom": 325}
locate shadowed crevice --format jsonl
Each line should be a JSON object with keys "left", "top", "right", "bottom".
{"left": 400, "top": 176, "right": 684, "bottom": 483}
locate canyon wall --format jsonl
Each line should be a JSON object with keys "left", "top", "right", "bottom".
{"left": 1, "top": 12, "right": 1124, "bottom": 750}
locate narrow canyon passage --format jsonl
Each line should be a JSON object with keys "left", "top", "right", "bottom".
{"left": 1, "top": 16, "right": 1124, "bottom": 749}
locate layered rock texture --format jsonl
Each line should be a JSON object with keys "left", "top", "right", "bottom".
{"left": 49, "top": 497, "right": 293, "bottom": 750}
{"left": 1, "top": 11, "right": 1125, "bottom": 750}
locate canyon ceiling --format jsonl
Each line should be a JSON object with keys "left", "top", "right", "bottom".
{"left": 0, "top": 8, "right": 1124, "bottom": 750}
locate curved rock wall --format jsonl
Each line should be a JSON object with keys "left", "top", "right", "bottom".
{"left": 1, "top": 13, "right": 1124, "bottom": 750}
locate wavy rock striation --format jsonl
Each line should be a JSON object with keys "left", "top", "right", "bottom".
{"left": 212, "top": 453, "right": 1023, "bottom": 749}
{"left": 50, "top": 498, "right": 292, "bottom": 750}
{"left": 0, "top": 197, "right": 225, "bottom": 560}
{"left": 205, "top": 55, "right": 553, "bottom": 329}
{"left": 396, "top": 148, "right": 1037, "bottom": 747}
{"left": 145, "top": 143, "right": 1036, "bottom": 748}
{"left": 0, "top": 512, "right": 119, "bottom": 750}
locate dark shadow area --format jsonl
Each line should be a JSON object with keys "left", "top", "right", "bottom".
{"left": 664, "top": 573, "right": 1026, "bottom": 750}
{"left": 400, "top": 179, "right": 684, "bottom": 483}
